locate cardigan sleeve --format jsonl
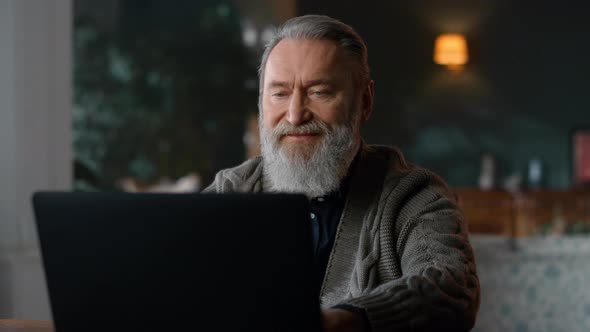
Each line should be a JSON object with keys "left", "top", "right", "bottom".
{"left": 337, "top": 170, "right": 480, "bottom": 332}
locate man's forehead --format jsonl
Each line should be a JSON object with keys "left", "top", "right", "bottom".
{"left": 265, "top": 39, "right": 354, "bottom": 84}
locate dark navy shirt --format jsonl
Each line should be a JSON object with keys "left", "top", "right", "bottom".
{"left": 309, "top": 185, "right": 349, "bottom": 289}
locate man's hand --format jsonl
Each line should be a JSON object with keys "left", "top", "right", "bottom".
{"left": 321, "top": 308, "right": 368, "bottom": 332}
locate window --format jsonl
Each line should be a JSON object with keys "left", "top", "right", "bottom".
{"left": 73, "top": 0, "right": 274, "bottom": 191}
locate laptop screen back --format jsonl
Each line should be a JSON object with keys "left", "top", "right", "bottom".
{"left": 32, "top": 192, "right": 320, "bottom": 332}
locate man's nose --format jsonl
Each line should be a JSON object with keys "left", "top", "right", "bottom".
{"left": 286, "top": 91, "right": 312, "bottom": 126}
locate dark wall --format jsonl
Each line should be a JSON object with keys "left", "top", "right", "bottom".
{"left": 298, "top": 0, "right": 590, "bottom": 188}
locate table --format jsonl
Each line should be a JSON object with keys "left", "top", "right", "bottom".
{"left": 471, "top": 234, "right": 590, "bottom": 332}
{"left": 0, "top": 320, "right": 53, "bottom": 332}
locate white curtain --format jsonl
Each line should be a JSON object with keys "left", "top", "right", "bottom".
{"left": 0, "top": 0, "right": 72, "bottom": 320}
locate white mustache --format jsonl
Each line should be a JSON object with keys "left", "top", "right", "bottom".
{"left": 271, "top": 120, "right": 330, "bottom": 137}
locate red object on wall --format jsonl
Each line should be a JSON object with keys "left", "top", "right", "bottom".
{"left": 574, "top": 130, "right": 590, "bottom": 185}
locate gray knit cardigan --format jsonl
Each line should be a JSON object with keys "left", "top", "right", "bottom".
{"left": 203, "top": 145, "right": 480, "bottom": 332}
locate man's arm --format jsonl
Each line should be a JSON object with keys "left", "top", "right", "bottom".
{"left": 336, "top": 175, "right": 480, "bottom": 332}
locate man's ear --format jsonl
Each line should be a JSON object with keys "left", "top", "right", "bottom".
{"left": 360, "top": 80, "right": 374, "bottom": 124}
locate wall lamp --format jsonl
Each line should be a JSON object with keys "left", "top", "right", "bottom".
{"left": 434, "top": 33, "right": 469, "bottom": 71}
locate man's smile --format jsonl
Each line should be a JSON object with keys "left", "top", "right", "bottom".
{"left": 283, "top": 133, "right": 321, "bottom": 142}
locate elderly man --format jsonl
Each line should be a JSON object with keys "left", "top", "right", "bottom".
{"left": 204, "top": 15, "right": 480, "bottom": 332}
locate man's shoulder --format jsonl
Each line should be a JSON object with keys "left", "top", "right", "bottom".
{"left": 363, "top": 145, "right": 461, "bottom": 234}
{"left": 220, "top": 156, "right": 264, "bottom": 179}
{"left": 363, "top": 144, "right": 409, "bottom": 167}
{"left": 362, "top": 144, "right": 414, "bottom": 177}
{"left": 202, "top": 156, "right": 264, "bottom": 193}
{"left": 363, "top": 144, "right": 452, "bottom": 198}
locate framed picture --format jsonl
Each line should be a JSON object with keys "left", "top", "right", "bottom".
{"left": 572, "top": 128, "right": 590, "bottom": 187}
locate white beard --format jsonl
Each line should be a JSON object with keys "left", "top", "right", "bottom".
{"left": 259, "top": 116, "right": 359, "bottom": 198}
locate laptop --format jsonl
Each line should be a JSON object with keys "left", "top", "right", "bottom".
{"left": 32, "top": 192, "right": 321, "bottom": 332}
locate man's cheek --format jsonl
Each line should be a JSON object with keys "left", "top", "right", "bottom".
{"left": 265, "top": 114, "right": 282, "bottom": 130}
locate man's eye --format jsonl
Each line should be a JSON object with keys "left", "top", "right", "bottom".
{"left": 272, "top": 92, "right": 287, "bottom": 98}
{"left": 311, "top": 90, "right": 331, "bottom": 97}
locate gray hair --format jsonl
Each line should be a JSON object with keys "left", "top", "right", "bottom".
{"left": 258, "top": 15, "right": 370, "bottom": 96}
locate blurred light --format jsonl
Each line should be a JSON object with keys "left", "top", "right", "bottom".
{"left": 260, "top": 25, "right": 276, "bottom": 46}
{"left": 241, "top": 20, "right": 257, "bottom": 48}
{"left": 434, "top": 34, "right": 469, "bottom": 70}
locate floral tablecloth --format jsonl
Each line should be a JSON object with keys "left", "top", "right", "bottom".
{"left": 470, "top": 235, "right": 590, "bottom": 332}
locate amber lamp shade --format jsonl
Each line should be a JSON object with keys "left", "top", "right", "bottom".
{"left": 434, "top": 34, "right": 469, "bottom": 70}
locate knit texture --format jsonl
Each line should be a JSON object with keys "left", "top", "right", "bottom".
{"left": 203, "top": 144, "right": 480, "bottom": 332}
